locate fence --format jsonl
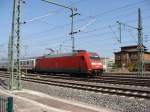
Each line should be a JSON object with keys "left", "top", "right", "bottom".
{"left": 0, "top": 97, "right": 13, "bottom": 112}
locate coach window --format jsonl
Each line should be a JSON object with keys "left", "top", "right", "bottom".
{"left": 30, "top": 61, "right": 33, "bottom": 65}
{"left": 29, "top": 61, "right": 31, "bottom": 65}
{"left": 27, "top": 61, "right": 29, "bottom": 65}
{"left": 32, "top": 61, "right": 34, "bottom": 65}
{"left": 24, "top": 61, "right": 26, "bottom": 65}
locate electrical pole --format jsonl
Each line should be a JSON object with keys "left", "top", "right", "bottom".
{"left": 116, "top": 21, "right": 122, "bottom": 43}
{"left": 69, "top": 8, "right": 80, "bottom": 52}
{"left": 137, "top": 8, "right": 144, "bottom": 75}
{"left": 116, "top": 8, "right": 144, "bottom": 75}
{"left": 9, "top": 0, "right": 22, "bottom": 90}
{"left": 59, "top": 44, "right": 62, "bottom": 53}
{"left": 41, "top": 0, "right": 80, "bottom": 52}
{"left": 8, "top": 35, "right": 12, "bottom": 73}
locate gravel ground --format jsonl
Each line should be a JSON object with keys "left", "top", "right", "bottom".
{"left": 1, "top": 77, "right": 150, "bottom": 112}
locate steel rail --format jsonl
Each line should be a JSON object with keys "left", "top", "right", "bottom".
{"left": 0, "top": 73, "right": 150, "bottom": 99}
{"left": 0, "top": 71, "right": 150, "bottom": 87}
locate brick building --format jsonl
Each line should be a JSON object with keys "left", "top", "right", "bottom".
{"left": 114, "top": 45, "right": 150, "bottom": 71}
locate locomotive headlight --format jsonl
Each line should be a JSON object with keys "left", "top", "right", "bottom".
{"left": 92, "top": 62, "right": 102, "bottom": 66}
{"left": 91, "top": 62, "right": 96, "bottom": 65}
{"left": 97, "top": 63, "right": 102, "bottom": 65}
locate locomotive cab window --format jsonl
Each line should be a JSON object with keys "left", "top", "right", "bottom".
{"left": 90, "top": 56, "right": 100, "bottom": 61}
{"left": 90, "top": 53, "right": 100, "bottom": 61}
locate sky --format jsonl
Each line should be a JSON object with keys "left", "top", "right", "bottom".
{"left": 0, "top": 0, "right": 150, "bottom": 59}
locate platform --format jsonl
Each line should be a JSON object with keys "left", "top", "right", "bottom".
{"left": 0, "top": 87, "right": 116, "bottom": 112}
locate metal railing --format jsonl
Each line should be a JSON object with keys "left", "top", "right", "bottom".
{"left": 0, "top": 97, "right": 13, "bottom": 112}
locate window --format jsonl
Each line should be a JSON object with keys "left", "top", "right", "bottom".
{"left": 31, "top": 60, "right": 34, "bottom": 65}
{"left": 116, "top": 55, "right": 120, "bottom": 60}
{"left": 130, "top": 54, "right": 137, "bottom": 59}
{"left": 90, "top": 53, "right": 100, "bottom": 61}
{"left": 23, "top": 61, "right": 26, "bottom": 65}
{"left": 27, "top": 61, "right": 29, "bottom": 65}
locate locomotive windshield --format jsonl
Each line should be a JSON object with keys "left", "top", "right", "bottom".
{"left": 90, "top": 53, "right": 100, "bottom": 61}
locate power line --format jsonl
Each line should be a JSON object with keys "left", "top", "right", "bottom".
{"left": 21, "top": 0, "right": 148, "bottom": 39}
{"left": 74, "top": 0, "right": 147, "bottom": 24}
{"left": 78, "top": 8, "right": 149, "bottom": 33}
{"left": 40, "top": 9, "right": 150, "bottom": 40}
{"left": 2, "top": 13, "right": 148, "bottom": 52}
{"left": 79, "top": 15, "right": 150, "bottom": 36}
{"left": 23, "top": 0, "right": 84, "bottom": 24}
{"left": 21, "top": 0, "right": 84, "bottom": 37}
{"left": 21, "top": 13, "right": 150, "bottom": 45}
{"left": 20, "top": 15, "right": 150, "bottom": 49}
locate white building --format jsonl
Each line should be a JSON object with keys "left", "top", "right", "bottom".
{"left": 101, "top": 57, "right": 115, "bottom": 72}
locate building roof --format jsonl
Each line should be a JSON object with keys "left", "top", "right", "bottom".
{"left": 115, "top": 51, "right": 150, "bottom": 54}
{"left": 120, "top": 45, "right": 146, "bottom": 49}
{"left": 114, "top": 45, "right": 150, "bottom": 55}
{"left": 40, "top": 50, "right": 87, "bottom": 59}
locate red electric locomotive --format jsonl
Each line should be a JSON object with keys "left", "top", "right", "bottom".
{"left": 35, "top": 50, "right": 103, "bottom": 77}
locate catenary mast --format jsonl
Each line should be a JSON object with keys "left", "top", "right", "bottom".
{"left": 9, "top": 0, "right": 22, "bottom": 90}
{"left": 137, "top": 8, "right": 144, "bottom": 75}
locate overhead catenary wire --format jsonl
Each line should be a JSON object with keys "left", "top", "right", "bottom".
{"left": 21, "top": 13, "right": 150, "bottom": 45}
{"left": 22, "top": 0, "right": 148, "bottom": 40}
{"left": 127, "top": 28, "right": 137, "bottom": 41}
{"left": 23, "top": 11, "right": 59, "bottom": 24}
{"left": 21, "top": 15, "right": 150, "bottom": 49}
{"left": 1, "top": 0, "right": 149, "bottom": 58}
{"left": 19, "top": 5, "right": 148, "bottom": 43}
{"left": 74, "top": 0, "right": 148, "bottom": 24}
{"left": 81, "top": 8, "right": 149, "bottom": 33}
{"left": 23, "top": 0, "right": 84, "bottom": 24}
{"left": 23, "top": 8, "right": 150, "bottom": 42}
{"left": 108, "top": 25, "right": 120, "bottom": 43}
{"left": 5, "top": 12, "right": 149, "bottom": 52}
{"left": 78, "top": 15, "right": 150, "bottom": 37}
{"left": 20, "top": 0, "right": 84, "bottom": 40}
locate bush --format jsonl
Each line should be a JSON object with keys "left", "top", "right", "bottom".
{"left": 128, "top": 63, "right": 136, "bottom": 72}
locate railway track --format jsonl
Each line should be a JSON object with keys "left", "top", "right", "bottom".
{"left": 25, "top": 72, "right": 150, "bottom": 87}
{"left": 0, "top": 71, "right": 150, "bottom": 100}
{"left": 104, "top": 72, "right": 150, "bottom": 76}
{"left": 1, "top": 71, "right": 150, "bottom": 87}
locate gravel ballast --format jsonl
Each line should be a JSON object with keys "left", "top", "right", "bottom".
{"left": 1, "top": 78, "right": 150, "bottom": 112}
